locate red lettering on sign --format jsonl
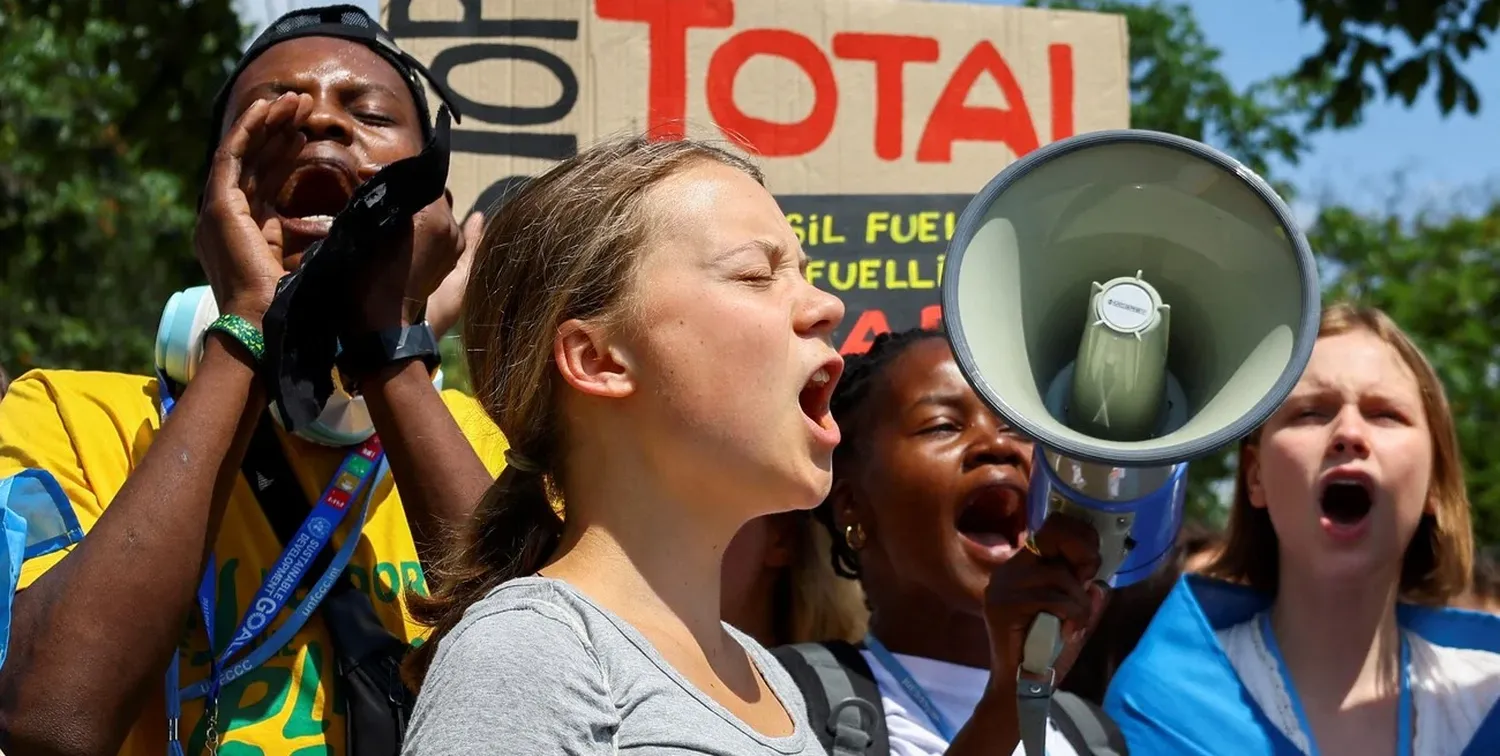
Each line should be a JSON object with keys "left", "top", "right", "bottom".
{"left": 840, "top": 310, "right": 892, "bottom": 355}
{"left": 916, "top": 41, "right": 1040, "bottom": 163}
{"left": 831, "top": 33, "right": 940, "bottom": 161}
{"left": 1049, "top": 43, "right": 1074, "bottom": 142}
{"left": 595, "top": 0, "right": 734, "bottom": 139}
{"left": 708, "top": 30, "right": 839, "bottom": 156}
{"left": 705, "top": 29, "right": 840, "bottom": 155}
{"left": 600, "top": 0, "right": 1079, "bottom": 161}
{"left": 920, "top": 304, "right": 943, "bottom": 330}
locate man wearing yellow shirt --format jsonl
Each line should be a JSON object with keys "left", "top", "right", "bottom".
{"left": 0, "top": 6, "right": 505, "bottom": 756}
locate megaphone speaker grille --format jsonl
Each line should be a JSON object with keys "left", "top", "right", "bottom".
{"left": 943, "top": 130, "right": 1320, "bottom": 467}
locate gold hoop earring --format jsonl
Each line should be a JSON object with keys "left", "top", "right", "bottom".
{"left": 1022, "top": 533, "right": 1043, "bottom": 557}
{"left": 844, "top": 523, "right": 867, "bottom": 551}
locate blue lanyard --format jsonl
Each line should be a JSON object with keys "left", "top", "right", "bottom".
{"left": 155, "top": 378, "right": 382, "bottom": 756}
{"left": 1258, "top": 612, "right": 1413, "bottom": 756}
{"left": 864, "top": 634, "right": 959, "bottom": 742}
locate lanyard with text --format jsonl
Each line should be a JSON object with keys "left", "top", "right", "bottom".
{"left": 155, "top": 380, "right": 383, "bottom": 756}
{"left": 1259, "top": 612, "right": 1413, "bottom": 756}
{"left": 864, "top": 633, "right": 959, "bottom": 742}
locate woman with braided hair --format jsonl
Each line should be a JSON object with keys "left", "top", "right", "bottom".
{"left": 772, "top": 328, "right": 1126, "bottom": 756}
{"left": 721, "top": 510, "right": 870, "bottom": 649}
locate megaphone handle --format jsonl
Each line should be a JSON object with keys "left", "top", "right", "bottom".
{"left": 1017, "top": 612, "right": 1063, "bottom": 756}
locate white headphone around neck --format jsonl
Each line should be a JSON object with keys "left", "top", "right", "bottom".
{"left": 153, "top": 285, "right": 443, "bottom": 447}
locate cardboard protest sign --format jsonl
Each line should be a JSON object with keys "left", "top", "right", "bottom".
{"left": 384, "top": 0, "right": 1130, "bottom": 353}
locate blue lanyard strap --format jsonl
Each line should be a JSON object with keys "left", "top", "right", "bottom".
{"left": 155, "top": 376, "right": 382, "bottom": 755}
{"left": 864, "top": 633, "right": 959, "bottom": 742}
{"left": 1259, "top": 612, "right": 1413, "bottom": 756}
{"left": 214, "top": 436, "right": 376, "bottom": 666}
{"left": 165, "top": 442, "right": 380, "bottom": 755}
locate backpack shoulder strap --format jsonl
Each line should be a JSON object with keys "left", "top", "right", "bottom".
{"left": 771, "top": 641, "right": 888, "bottom": 756}
{"left": 1051, "top": 691, "right": 1129, "bottom": 756}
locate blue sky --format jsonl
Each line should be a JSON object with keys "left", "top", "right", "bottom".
{"left": 1183, "top": 0, "right": 1499, "bottom": 219}
{"left": 240, "top": 0, "right": 1499, "bottom": 218}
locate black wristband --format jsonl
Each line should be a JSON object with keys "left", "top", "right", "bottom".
{"left": 335, "top": 321, "right": 441, "bottom": 390}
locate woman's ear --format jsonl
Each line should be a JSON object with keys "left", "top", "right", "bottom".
{"left": 828, "top": 480, "right": 854, "bottom": 528}
{"left": 1244, "top": 445, "right": 1267, "bottom": 510}
{"left": 554, "top": 318, "right": 635, "bottom": 399}
{"left": 830, "top": 480, "right": 876, "bottom": 546}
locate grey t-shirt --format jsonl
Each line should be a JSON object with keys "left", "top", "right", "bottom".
{"left": 401, "top": 576, "right": 821, "bottom": 755}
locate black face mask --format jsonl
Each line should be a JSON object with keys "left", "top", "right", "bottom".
{"left": 261, "top": 105, "right": 453, "bottom": 433}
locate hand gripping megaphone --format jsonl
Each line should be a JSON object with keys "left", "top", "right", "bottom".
{"left": 940, "top": 130, "right": 1320, "bottom": 754}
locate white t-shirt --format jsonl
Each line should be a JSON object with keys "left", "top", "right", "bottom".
{"left": 1218, "top": 610, "right": 1500, "bottom": 756}
{"left": 859, "top": 650, "right": 1082, "bottom": 756}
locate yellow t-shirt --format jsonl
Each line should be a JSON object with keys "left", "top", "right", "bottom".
{"left": 0, "top": 369, "right": 509, "bottom": 756}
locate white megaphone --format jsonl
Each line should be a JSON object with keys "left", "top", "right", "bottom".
{"left": 940, "top": 130, "right": 1320, "bottom": 754}
{"left": 154, "top": 285, "right": 443, "bottom": 447}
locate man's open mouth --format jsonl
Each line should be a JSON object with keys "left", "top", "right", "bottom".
{"left": 274, "top": 159, "right": 357, "bottom": 237}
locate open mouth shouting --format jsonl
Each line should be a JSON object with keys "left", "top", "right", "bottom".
{"left": 799, "top": 356, "right": 844, "bottom": 449}
{"left": 956, "top": 480, "right": 1029, "bottom": 566}
{"left": 274, "top": 156, "right": 358, "bottom": 247}
{"left": 1319, "top": 468, "right": 1376, "bottom": 542}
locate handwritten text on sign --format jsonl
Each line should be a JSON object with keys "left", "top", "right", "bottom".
{"left": 384, "top": 0, "right": 1128, "bottom": 352}
{"left": 386, "top": 0, "right": 1128, "bottom": 210}
{"left": 782, "top": 195, "right": 971, "bottom": 355}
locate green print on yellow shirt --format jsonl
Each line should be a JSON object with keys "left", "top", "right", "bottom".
{"left": 185, "top": 643, "right": 331, "bottom": 756}
{"left": 176, "top": 556, "right": 431, "bottom": 754}
{"left": 0, "top": 370, "right": 511, "bottom": 756}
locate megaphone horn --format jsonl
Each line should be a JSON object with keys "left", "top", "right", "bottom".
{"left": 940, "top": 129, "right": 1320, "bottom": 755}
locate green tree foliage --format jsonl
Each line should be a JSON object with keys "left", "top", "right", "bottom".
{"left": 1028, "top": 0, "right": 1317, "bottom": 181}
{"left": 1044, "top": 0, "right": 1322, "bottom": 181}
{"left": 1310, "top": 200, "right": 1500, "bottom": 547}
{"left": 438, "top": 336, "right": 472, "bottom": 395}
{"left": 0, "top": 0, "right": 242, "bottom": 375}
{"left": 1293, "top": 0, "right": 1499, "bottom": 129}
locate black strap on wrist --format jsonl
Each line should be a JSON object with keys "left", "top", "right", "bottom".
{"left": 335, "top": 321, "right": 441, "bottom": 391}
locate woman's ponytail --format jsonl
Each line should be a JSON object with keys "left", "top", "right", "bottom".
{"left": 401, "top": 460, "right": 561, "bottom": 690}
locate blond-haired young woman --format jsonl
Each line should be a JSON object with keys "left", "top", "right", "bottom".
{"left": 1106, "top": 303, "right": 1500, "bottom": 756}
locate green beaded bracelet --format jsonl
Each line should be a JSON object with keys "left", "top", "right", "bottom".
{"left": 204, "top": 314, "right": 266, "bottom": 363}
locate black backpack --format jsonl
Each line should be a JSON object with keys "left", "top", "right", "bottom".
{"left": 771, "top": 641, "right": 1129, "bottom": 756}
